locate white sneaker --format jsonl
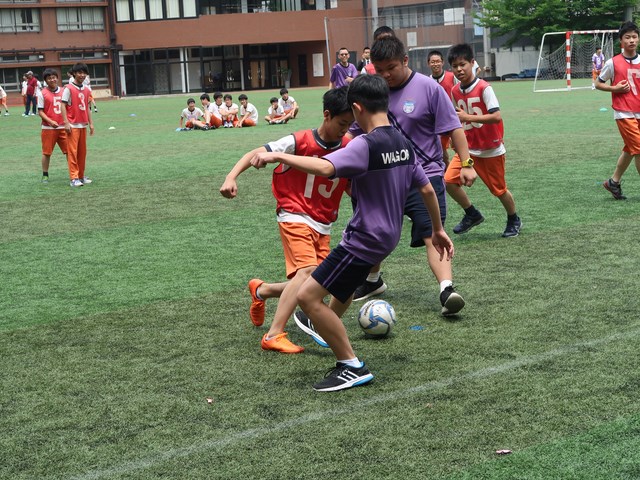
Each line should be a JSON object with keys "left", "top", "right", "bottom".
{"left": 3, "top": 112, "right": 8, "bottom": 116}
{"left": 81, "top": 177, "right": 92, "bottom": 185}
{"left": 70, "top": 179, "right": 83, "bottom": 187}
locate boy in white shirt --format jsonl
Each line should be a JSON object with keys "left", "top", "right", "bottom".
{"left": 278, "top": 88, "right": 299, "bottom": 119}
{"left": 264, "top": 97, "right": 287, "bottom": 124}
{"left": 236, "top": 94, "right": 258, "bottom": 127}
{"left": 179, "top": 98, "right": 208, "bottom": 130}
{"left": 0, "top": 85, "right": 9, "bottom": 115}
{"left": 219, "top": 94, "right": 239, "bottom": 128}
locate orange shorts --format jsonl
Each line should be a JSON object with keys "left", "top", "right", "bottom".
{"left": 185, "top": 120, "right": 194, "bottom": 128}
{"left": 209, "top": 115, "right": 222, "bottom": 128}
{"left": 440, "top": 134, "right": 451, "bottom": 153}
{"left": 278, "top": 221, "right": 330, "bottom": 279}
{"left": 1, "top": 97, "right": 6, "bottom": 107}
{"left": 616, "top": 118, "right": 640, "bottom": 155}
{"left": 445, "top": 153, "right": 508, "bottom": 196}
{"left": 41, "top": 129, "right": 67, "bottom": 156}
{"left": 241, "top": 119, "right": 256, "bottom": 127}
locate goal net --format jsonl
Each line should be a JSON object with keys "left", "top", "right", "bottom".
{"left": 533, "top": 30, "right": 617, "bottom": 92}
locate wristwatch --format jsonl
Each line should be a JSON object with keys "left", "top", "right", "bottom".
{"left": 461, "top": 158, "right": 474, "bottom": 168}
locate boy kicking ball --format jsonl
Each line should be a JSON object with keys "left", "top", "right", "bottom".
{"left": 251, "top": 75, "right": 454, "bottom": 392}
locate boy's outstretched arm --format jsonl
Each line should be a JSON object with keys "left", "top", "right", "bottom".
{"left": 251, "top": 151, "right": 336, "bottom": 177}
{"left": 219, "top": 146, "right": 268, "bottom": 198}
{"left": 419, "top": 182, "right": 454, "bottom": 261}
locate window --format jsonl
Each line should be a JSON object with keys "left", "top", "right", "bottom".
{"left": 116, "top": 0, "right": 197, "bottom": 21}
{"left": 0, "top": 8, "right": 40, "bottom": 32}
{"left": 57, "top": 7, "right": 104, "bottom": 31}
{"left": 0, "top": 0, "right": 37, "bottom": 4}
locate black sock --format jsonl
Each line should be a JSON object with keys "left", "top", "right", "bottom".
{"left": 42, "top": 172, "right": 48, "bottom": 177}
{"left": 508, "top": 213, "right": 519, "bottom": 222}
{"left": 464, "top": 205, "right": 479, "bottom": 217}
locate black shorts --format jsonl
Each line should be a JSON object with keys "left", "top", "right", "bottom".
{"left": 311, "top": 245, "right": 375, "bottom": 304}
{"left": 404, "top": 175, "right": 447, "bottom": 248}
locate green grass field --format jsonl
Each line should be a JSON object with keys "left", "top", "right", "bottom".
{"left": 2, "top": 81, "right": 640, "bottom": 479}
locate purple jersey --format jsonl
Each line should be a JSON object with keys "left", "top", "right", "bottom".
{"left": 349, "top": 71, "right": 461, "bottom": 177}
{"left": 325, "top": 126, "right": 429, "bottom": 264}
{"left": 330, "top": 63, "right": 359, "bottom": 88}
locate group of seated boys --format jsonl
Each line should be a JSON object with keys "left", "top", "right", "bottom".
{"left": 178, "top": 88, "right": 299, "bottom": 130}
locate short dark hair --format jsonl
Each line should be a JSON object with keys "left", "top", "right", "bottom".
{"left": 371, "top": 35, "right": 406, "bottom": 63}
{"left": 213, "top": 92, "right": 223, "bottom": 100}
{"left": 238, "top": 93, "right": 248, "bottom": 101}
{"left": 372, "top": 25, "right": 395, "bottom": 41}
{"left": 200, "top": 93, "right": 210, "bottom": 101}
{"left": 322, "top": 86, "right": 351, "bottom": 117}
{"left": 619, "top": 21, "right": 639, "bottom": 39}
{"left": 223, "top": 94, "right": 232, "bottom": 100}
{"left": 428, "top": 50, "right": 444, "bottom": 62}
{"left": 448, "top": 43, "right": 474, "bottom": 66}
{"left": 42, "top": 68, "right": 58, "bottom": 80}
{"left": 347, "top": 75, "right": 388, "bottom": 114}
{"left": 70, "top": 62, "right": 89, "bottom": 74}
{"left": 270, "top": 97, "right": 279, "bottom": 103}
{"left": 187, "top": 98, "right": 196, "bottom": 105}
{"left": 279, "top": 88, "right": 288, "bottom": 95}
{"left": 363, "top": 46, "right": 370, "bottom": 51}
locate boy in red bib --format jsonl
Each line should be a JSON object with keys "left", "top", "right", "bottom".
{"left": 37, "top": 68, "right": 67, "bottom": 184}
{"left": 444, "top": 43, "right": 521, "bottom": 238}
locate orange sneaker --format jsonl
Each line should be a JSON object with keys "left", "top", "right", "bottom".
{"left": 248, "top": 278, "right": 265, "bottom": 326}
{"left": 261, "top": 333, "right": 304, "bottom": 354}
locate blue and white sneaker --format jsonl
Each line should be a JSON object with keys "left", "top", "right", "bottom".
{"left": 313, "top": 363, "right": 374, "bottom": 392}
{"left": 294, "top": 310, "right": 328, "bottom": 348}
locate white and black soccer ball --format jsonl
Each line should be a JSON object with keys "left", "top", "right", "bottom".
{"left": 358, "top": 299, "right": 397, "bottom": 337}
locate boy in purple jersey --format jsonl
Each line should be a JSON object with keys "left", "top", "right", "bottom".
{"left": 350, "top": 34, "right": 476, "bottom": 316}
{"left": 251, "top": 75, "right": 454, "bottom": 392}
{"left": 329, "top": 48, "right": 359, "bottom": 89}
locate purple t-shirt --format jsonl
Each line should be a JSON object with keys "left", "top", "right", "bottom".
{"left": 325, "top": 126, "right": 429, "bottom": 264}
{"left": 349, "top": 71, "right": 461, "bottom": 177}
{"left": 330, "top": 63, "right": 359, "bottom": 88}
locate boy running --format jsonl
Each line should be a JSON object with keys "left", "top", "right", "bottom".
{"left": 219, "top": 87, "right": 353, "bottom": 353}
{"left": 37, "top": 68, "right": 67, "bottom": 184}
{"left": 0, "top": 84, "right": 9, "bottom": 116}
{"left": 596, "top": 21, "right": 640, "bottom": 200}
{"left": 445, "top": 43, "right": 521, "bottom": 238}
{"left": 251, "top": 75, "right": 454, "bottom": 391}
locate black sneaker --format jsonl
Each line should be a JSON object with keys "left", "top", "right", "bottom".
{"left": 502, "top": 217, "right": 522, "bottom": 238}
{"left": 452, "top": 212, "right": 485, "bottom": 234}
{"left": 603, "top": 178, "right": 627, "bottom": 200}
{"left": 352, "top": 277, "right": 387, "bottom": 301}
{"left": 440, "top": 285, "right": 465, "bottom": 316}
{"left": 294, "top": 310, "right": 328, "bottom": 347}
{"left": 313, "top": 362, "right": 374, "bottom": 392}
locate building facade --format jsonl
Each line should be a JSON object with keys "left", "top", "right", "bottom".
{"left": 0, "top": 0, "right": 483, "bottom": 98}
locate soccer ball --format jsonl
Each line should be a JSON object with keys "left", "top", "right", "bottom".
{"left": 358, "top": 300, "right": 397, "bottom": 337}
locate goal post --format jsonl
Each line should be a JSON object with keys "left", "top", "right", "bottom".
{"left": 533, "top": 30, "right": 617, "bottom": 92}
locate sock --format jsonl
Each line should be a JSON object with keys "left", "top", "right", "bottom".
{"left": 440, "top": 280, "right": 453, "bottom": 293}
{"left": 611, "top": 178, "right": 620, "bottom": 185}
{"left": 464, "top": 205, "right": 480, "bottom": 217}
{"left": 42, "top": 171, "right": 48, "bottom": 177}
{"left": 255, "top": 286, "right": 263, "bottom": 301}
{"left": 338, "top": 357, "right": 362, "bottom": 368}
{"left": 366, "top": 272, "right": 380, "bottom": 283}
{"left": 508, "top": 213, "right": 519, "bottom": 223}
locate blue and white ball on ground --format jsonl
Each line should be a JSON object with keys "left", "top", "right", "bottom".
{"left": 358, "top": 299, "right": 397, "bottom": 337}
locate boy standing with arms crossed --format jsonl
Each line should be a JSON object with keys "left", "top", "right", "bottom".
{"left": 596, "top": 22, "right": 640, "bottom": 200}
{"left": 37, "top": 68, "right": 67, "bottom": 184}
{"left": 220, "top": 87, "right": 353, "bottom": 353}
{"left": 61, "top": 63, "right": 94, "bottom": 188}
{"left": 445, "top": 43, "right": 521, "bottom": 237}
{"left": 251, "top": 75, "right": 454, "bottom": 391}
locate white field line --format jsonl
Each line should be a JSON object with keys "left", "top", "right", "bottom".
{"left": 72, "top": 327, "right": 640, "bottom": 480}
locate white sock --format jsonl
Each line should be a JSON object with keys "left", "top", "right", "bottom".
{"left": 338, "top": 357, "right": 363, "bottom": 368}
{"left": 439, "top": 280, "right": 453, "bottom": 293}
{"left": 366, "top": 272, "right": 380, "bottom": 283}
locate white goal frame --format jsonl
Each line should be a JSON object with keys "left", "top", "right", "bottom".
{"left": 533, "top": 30, "right": 618, "bottom": 92}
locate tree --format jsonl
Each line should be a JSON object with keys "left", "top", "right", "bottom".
{"left": 477, "top": 0, "right": 637, "bottom": 47}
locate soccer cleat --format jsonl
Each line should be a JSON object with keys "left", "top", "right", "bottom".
{"left": 294, "top": 310, "right": 328, "bottom": 348}
{"left": 603, "top": 178, "right": 626, "bottom": 200}
{"left": 352, "top": 277, "right": 387, "bottom": 302}
{"left": 41, "top": 176, "right": 49, "bottom": 184}
{"left": 440, "top": 285, "right": 465, "bottom": 316}
{"left": 502, "top": 217, "right": 522, "bottom": 238}
{"left": 452, "top": 212, "right": 485, "bottom": 234}
{"left": 70, "top": 179, "right": 83, "bottom": 187}
{"left": 261, "top": 333, "right": 304, "bottom": 354}
{"left": 81, "top": 177, "right": 92, "bottom": 185}
{"left": 3, "top": 112, "right": 9, "bottom": 116}
{"left": 313, "top": 362, "right": 374, "bottom": 392}
{"left": 248, "top": 278, "right": 265, "bottom": 327}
